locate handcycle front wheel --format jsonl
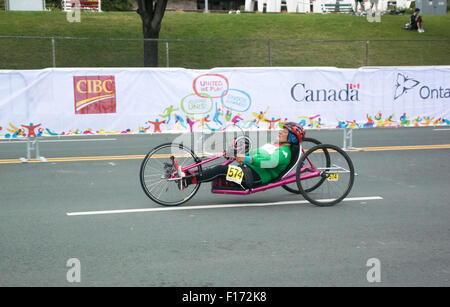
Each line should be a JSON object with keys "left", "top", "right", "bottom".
{"left": 296, "top": 144, "right": 355, "bottom": 206}
{"left": 282, "top": 137, "right": 328, "bottom": 194}
{"left": 140, "top": 143, "right": 202, "bottom": 206}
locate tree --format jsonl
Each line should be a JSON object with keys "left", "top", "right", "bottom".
{"left": 136, "top": 0, "right": 168, "bottom": 67}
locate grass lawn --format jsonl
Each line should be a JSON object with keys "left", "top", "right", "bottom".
{"left": 0, "top": 10, "right": 449, "bottom": 69}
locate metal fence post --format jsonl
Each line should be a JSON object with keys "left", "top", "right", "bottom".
{"left": 20, "top": 137, "right": 47, "bottom": 163}
{"left": 343, "top": 128, "right": 360, "bottom": 151}
{"left": 165, "top": 40, "right": 169, "bottom": 68}
{"left": 365, "top": 40, "right": 369, "bottom": 66}
{"left": 51, "top": 37, "right": 56, "bottom": 68}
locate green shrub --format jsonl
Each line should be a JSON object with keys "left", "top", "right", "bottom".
{"left": 45, "top": 0, "right": 61, "bottom": 10}
{"left": 0, "top": 0, "right": 5, "bottom": 10}
{"left": 101, "top": 0, "right": 133, "bottom": 11}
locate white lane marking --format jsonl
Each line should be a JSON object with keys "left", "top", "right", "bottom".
{"left": 0, "top": 138, "right": 117, "bottom": 144}
{"left": 433, "top": 129, "right": 450, "bottom": 131}
{"left": 67, "top": 196, "right": 383, "bottom": 216}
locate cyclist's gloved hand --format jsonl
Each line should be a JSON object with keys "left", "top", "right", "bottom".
{"left": 224, "top": 146, "right": 235, "bottom": 159}
{"left": 236, "top": 155, "right": 246, "bottom": 163}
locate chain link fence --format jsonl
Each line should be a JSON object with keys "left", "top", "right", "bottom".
{"left": 0, "top": 35, "right": 449, "bottom": 69}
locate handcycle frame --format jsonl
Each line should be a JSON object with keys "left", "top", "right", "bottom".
{"left": 176, "top": 143, "right": 320, "bottom": 195}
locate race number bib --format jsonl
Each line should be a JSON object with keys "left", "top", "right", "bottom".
{"left": 226, "top": 165, "right": 244, "bottom": 185}
{"left": 327, "top": 173, "right": 339, "bottom": 181}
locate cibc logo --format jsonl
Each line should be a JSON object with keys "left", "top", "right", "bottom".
{"left": 291, "top": 83, "right": 360, "bottom": 102}
{"left": 73, "top": 76, "right": 116, "bottom": 114}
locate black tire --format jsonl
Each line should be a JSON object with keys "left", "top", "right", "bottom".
{"left": 296, "top": 144, "right": 355, "bottom": 206}
{"left": 140, "top": 143, "right": 202, "bottom": 206}
{"left": 282, "top": 137, "right": 325, "bottom": 194}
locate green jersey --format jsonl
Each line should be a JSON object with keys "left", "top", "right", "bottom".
{"left": 244, "top": 143, "right": 291, "bottom": 184}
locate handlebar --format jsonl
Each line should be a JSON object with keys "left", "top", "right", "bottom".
{"left": 223, "top": 136, "right": 251, "bottom": 166}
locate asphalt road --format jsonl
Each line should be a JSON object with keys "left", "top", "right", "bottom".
{"left": 0, "top": 127, "right": 449, "bottom": 287}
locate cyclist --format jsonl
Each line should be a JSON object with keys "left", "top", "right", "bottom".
{"left": 177, "top": 122, "right": 304, "bottom": 189}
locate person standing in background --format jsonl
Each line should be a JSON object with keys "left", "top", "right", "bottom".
{"left": 354, "top": 0, "right": 365, "bottom": 15}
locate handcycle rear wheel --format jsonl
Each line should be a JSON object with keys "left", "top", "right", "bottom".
{"left": 140, "top": 143, "right": 202, "bottom": 206}
{"left": 296, "top": 144, "right": 355, "bottom": 206}
{"left": 281, "top": 137, "right": 327, "bottom": 194}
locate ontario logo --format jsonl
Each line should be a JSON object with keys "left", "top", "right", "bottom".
{"left": 394, "top": 73, "right": 449, "bottom": 100}
{"left": 394, "top": 73, "right": 420, "bottom": 100}
{"left": 73, "top": 76, "right": 116, "bottom": 114}
{"left": 291, "top": 83, "right": 361, "bottom": 102}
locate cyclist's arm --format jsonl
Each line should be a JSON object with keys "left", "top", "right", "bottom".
{"left": 246, "top": 149, "right": 285, "bottom": 168}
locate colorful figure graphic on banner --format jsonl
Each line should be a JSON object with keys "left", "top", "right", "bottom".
{"left": 400, "top": 113, "right": 410, "bottom": 126}
{"left": 174, "top": 113, "right": 187, "bottom": 130}
{"left": 6, "top": 123, "right": 23, "bottom": 138}
{"left": 264, "top": 117, "right": 280, "bottom": 130}
{"left": 375, "top": 112, "right": 384, "bottom": 127}
{"left": 45, "top": 128, "right": 59, "bottom": 136}
{"left": 298, "top": 117, "right": 308, "bottom": 128}
{"left": 69, "top": 129, "right": 82, "bottom": 135}
{"left": 186, "top": 116, "right": 199, "bottom": 133}
{"left": 443, "top": 118, "right": 450, "bottom": 125}
{"left": 96, "top": 129, "right": 114, "bottom": 135}
{"left": 309, "top": 115, "right": 321, "bottom": 128}
{"left": 198, "top": 115, "right": 211, "bottom": 128}
{"left": 148, "top": 119, "right": 166, "bottom": 133}
{"left": 313, "top": 117, "right": 324, "bottom": 129}
{"left": 364, "top": 114, "right": 375, "bottom": 128}
{"left": 231, "top": 113, "right": 243, "bottom": 127}
{"left": 310, "top": 115, "right": 321, "bottom": 128}
{"left": 336, "top": 119, "right": 349, "bottom": 129}
{"left": 244, "top": 119, "right": 259, "bottom": 130}
{"left": 383, "top": 114, "right": 396, "bottom": 127}
{"left": 346, "top": 120, "right": 359, "bottom": 129}
{"left": 225, "top": 109, "right": 232, "bottom": 122}
{"left": 213, "top": 102, "right": 224, "bottom": 126}
{"left": 82, "top": 128, "right": 95, "bottom": 135}
{"left": 159, "top": 105, "right": 178, "bottom": 124}
{"left": 413, "top": 116, "right": 422, "bottom": 126}
{"left": 298, "top": 115, "right": 320, "bottom": 128}
{"left": 433, "top": 118, "right": 443, "bottom": 126}
{"left": 21, "top": 123, "right": 41, "bottom": 138}
{"left": 422, "top": 116, "right": 434, "bottom": 126}
{"left": 143, "top": 123, "right": 153, "bottom": 133}
{"left": 278, "top": 118, "right": 288, "bottom": 129}
{"left": 252, "top": 107, "right": 269, "bottom": 125}
{"left": 193, "top": 114, "right": 207, "bottom": 127}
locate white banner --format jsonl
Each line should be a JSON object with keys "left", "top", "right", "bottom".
{"left": 0, "top": 66, "right": 449, "bottom": 138}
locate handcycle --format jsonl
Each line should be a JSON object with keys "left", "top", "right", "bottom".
{"left": 140, "top": 132, "right": 355, "bottom": 207}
